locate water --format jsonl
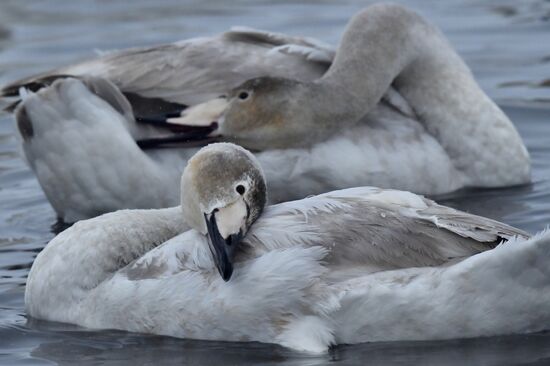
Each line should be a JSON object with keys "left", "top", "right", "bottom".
{"left": 0, "top": 0, "right": 549, "bottom": 364}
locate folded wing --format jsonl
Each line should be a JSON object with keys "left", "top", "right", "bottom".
{"left": 247, "top": 187, "right": 529, "bottom": 273}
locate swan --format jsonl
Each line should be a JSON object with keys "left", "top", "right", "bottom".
{"left": 3, "top": 3, "right": 530, "bottom": 222}
{"left": 26, "top": 143, "right": 550, "bottom": 353}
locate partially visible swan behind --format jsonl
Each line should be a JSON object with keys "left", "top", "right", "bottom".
{"left": 2, "top": 3, "right": 530, "bottom": 222}
{"left": 26, "top": 143, "right": 550, "bottom": 353}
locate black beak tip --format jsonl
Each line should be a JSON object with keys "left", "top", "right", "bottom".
{"left": 206, "top": 213, "right": 241, "bottom": 282}
{"left": 221, "top": 266, "right": 233, "bottom": 282}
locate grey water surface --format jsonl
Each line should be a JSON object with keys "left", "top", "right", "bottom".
{"left": 0, "top": 0, "right": 550, "bottom": 365}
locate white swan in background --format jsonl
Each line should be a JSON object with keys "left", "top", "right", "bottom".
{"left": 3, "top": 3, "right": 530, "bottom": 222}
{"left": 26, "top": 143, "right": 550, "bottom": 353}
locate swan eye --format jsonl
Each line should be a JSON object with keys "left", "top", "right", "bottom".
{"left": 236, "top": 185, "right": 246, "bottom": 195}
{"left": 238, "top": 91, "right": 250, "bottom": 100}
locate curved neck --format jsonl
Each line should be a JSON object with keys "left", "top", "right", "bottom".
{"left": 312, "top": 4, "right": 418, "bottom": 124}
{"left": 308, "top": 4, "right": 528, "bottom": 185}
{"left": 26, "top": 207, "right": 188, "bottom": 321}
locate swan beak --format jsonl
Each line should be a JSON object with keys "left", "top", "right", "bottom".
{"left": 165, "top": 97, "right": 228, "bottom": 129}
{"left": 204, "top": 213, "right": 243, "bottom": 281}
{"left": 136, "top": 97, "right": 228, "bottom": 149}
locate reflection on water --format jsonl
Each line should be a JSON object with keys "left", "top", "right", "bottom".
{"left": 0, "top": 0, "right": 549, "bottom": 365}
{"left": 7, "top": 322, "right": 550, "bottom": 366}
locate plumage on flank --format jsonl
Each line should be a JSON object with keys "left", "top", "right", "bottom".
{"left": 26, "top": 143, "right": 550, "bottom": 353}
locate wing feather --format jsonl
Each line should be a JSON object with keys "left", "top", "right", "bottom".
{"left": 1, "top": 28, "right": 332, "bottom": 105}
{"left": 413, "top": 199, "right": 530, "bottom": 242}
{"left": 1, "top": 27, "right": 413, "bottom": 119}
{"left": 246, "top": 187, "right": 529, "bottom": 273}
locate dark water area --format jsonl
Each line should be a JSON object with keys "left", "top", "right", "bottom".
{"left": 0, "top": 0, "right": 549, "bottom": 365}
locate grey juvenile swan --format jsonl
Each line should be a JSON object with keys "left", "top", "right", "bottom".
{"left": 26, "top": 143, "right": 549, "bottom": 352}
{"left": 2, "top": 3, "right": 530, "bottom": 222}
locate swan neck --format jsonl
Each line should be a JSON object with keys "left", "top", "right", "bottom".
{"left": 306, "top": 4, "right": 529, "bottom": 187}
{"left": 25, "top": 207, "right": 188, "bottom": 321}
{"left": 313, "top": 4, "right": 421, "bottom": 123}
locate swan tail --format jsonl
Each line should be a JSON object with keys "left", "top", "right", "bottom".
{"left": 14, "top": 78, "right": 173, "bottom": 221}
{"left": 1, "top": 73, "right": 71, "bottom": 112}
{"left": 334, "top": 229, "right": 550, "bottom": 344}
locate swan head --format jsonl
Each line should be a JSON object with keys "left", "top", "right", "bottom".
{"left": 219, "top": 77, "right": 313, "bottom": 149}
{"left": 181, "top": 142, "right": 267, "bottom": 281}
{"left": 169, "top": 77, "right": 315, "bottom": 150}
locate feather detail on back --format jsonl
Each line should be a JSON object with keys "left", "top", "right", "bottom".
{"left": 244, "top": 187, "right": 528, "bottom": 274}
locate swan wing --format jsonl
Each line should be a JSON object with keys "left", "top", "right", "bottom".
{"left": 247, "top": 187, "right": 529, "bottom": 272}
{"left": 1, "top": 28, "right": 333, "bottom": 107}
{"left": 412, "top": 199, "right": 529, "bottom": 243}
{"left": 2, "top": 27, "right": 416, "bottom": 119}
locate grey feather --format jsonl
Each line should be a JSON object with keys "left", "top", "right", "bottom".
{"left": 244, "top": 188, "right": 529, "bottom": 274}
{"left": 80, "top": 76, "right": 135, "bottom": 124}
{"left": 1, "top": 27, "right": 411, "bottom": 119}
{"left": 413, "top": 198, "right": 530, "bottom": 243}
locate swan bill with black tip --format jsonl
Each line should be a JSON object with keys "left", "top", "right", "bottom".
{"left": 204, "top": 206, "right": 245, "bottom": 282}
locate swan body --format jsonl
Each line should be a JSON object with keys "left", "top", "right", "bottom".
{"left": 16, "top": 78, "right": 462, "bottom": 221}
{"left": 26, "top": 144, "right": 548, "bottom": 353}
{"left": 3, "top": 4, "right": 530, "bottom": 222}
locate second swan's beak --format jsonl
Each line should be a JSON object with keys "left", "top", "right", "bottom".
{"left": 204, "top": 212, "right": 243, "bottom": 281}
{"left": 136, "top": 97, "right": 228, "bottom": 149}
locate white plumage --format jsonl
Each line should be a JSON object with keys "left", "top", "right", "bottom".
{"left": 25, "top": 144, "right": 547, "bottom": 353}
